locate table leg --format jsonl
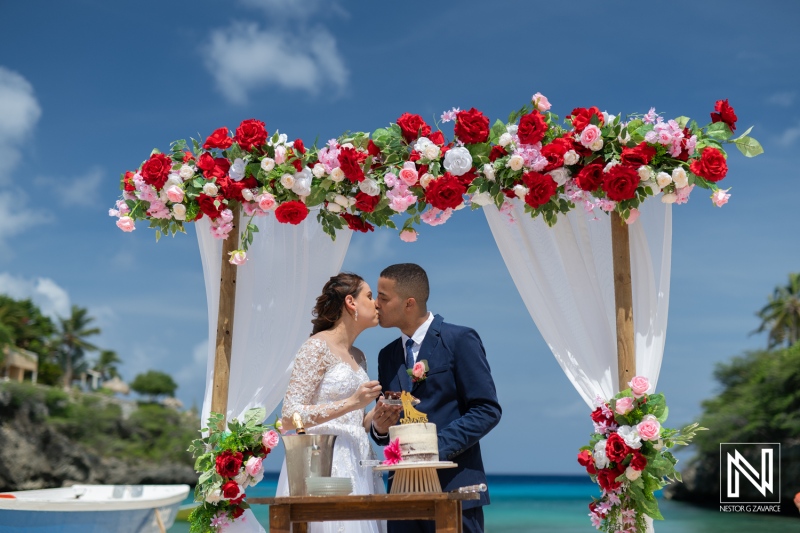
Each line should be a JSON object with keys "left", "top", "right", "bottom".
{"left": 270, "top": 504, "right": 291, "bottom": 533}
{"left": 434, "top": 500, "right": 460, "bottom": 533}
{"left": 295, "top": 522, "right": 308, "bottom": 533}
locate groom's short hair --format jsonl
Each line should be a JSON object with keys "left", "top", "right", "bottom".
{"left": 380, "top": 263, "right": 429, "bottom": 304}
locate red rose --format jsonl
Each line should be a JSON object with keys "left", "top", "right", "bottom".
{"left": 620, "top": 142, "right": 657, "bottom": 167}
{"left": 690, "top": 147, "right": 728, "bottom": 182}
{"left": 454, "top": 108, "right": 490, "bottom": 144}
{"left": 275, "top": 200, "right": 309, "bottom": 225}
{"left": 597, "top": 466, "right": 624, "bottom": 491}
{"left": 140, "top": 153, "right": 173, "bottom": 190}
{"left": 232, "top": 506, "right": 245, "bottom": 519}
{"left": 521, "top": 171, "right": 557, "bottom": 209}
{"left": 603, "top": 165, "right": 640, "bottom": 202}
{"left": 293, "top": 138, "right": 306, "bottom": 154}
{"left": 577, "top": 450, "right": 593, "bottom": 467}
{"left": 367, "top": 140, "right": 382, "bottom": 157}
{"left": 221, "top": 480, "right": 243, "bottom": 501}
{"left": 489, "top": 145, "right": 507, "bottom": 162}
{"left": 590, "top": 406, "right": 609, "bottom": 424}
{"left": 541, "top": 140, "right": 570, "bottom": 172}
{"left": 183, "top": 151, "right": 195, "bottom": 163}
{"left": 605, "top": 433, "right": 630, "bottom": 463}
{"left": 710, "top": 99, "right": 737, "bottom": 132}
{"left": 234, "top": 119, "right": 268, "bottom": 151}
{"left": 396, "top": 113, "right": 431, "bottom": 143}
{"left": 567, "top": 107, "right": 604, "bottom": 132}
{"left": 575, "top": 163, "right": 604, "bottom": 192}
{"left": 456, "top": 168, "right": 477, "bottom": 188}
{"left": 354, "top": 192, "right": 380, "bottom": 213}
{"left": 203, "top": 127, "right": 233, "bottom": 150}
{"left": 123, "top": 171, "right": 136, "bottom": 192}
{"left": 218, "top": 176, "right": 258, "bottom": 202}
{"left": 215, "top": 450, "right": 243, "bottom": 478}
{"left": 630, "top": 451, "right": 647, "bottom": 471}
{"left": 337, "top": 147, "right": 365, "bottom": 182}
{"left": 428, "top": 131, "right": 445, "bottom": 146}
{"left": 291, "top": 158, "right": 304, "bottom": 172}
{"left": 425, "top": 173, "right": 467, "bottom": 210}
{"left": 196, "top": 153, "right": 231, "bottom": 180}
{"left": 518, "top": 111, "right": 548, "bottom": 145}
{"left": 342, "top": 213, "right": 374, "bottom": 233}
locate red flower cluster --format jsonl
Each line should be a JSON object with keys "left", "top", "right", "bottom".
{"left": 567, "top": 106, "right": 604, "bottom": 132}
{"left": 690, "top": 147, "right": 728, "bottom": 182}
{"left": 454, "top": 108, "right": 489, "bottom": 144}
{"left": 710, "top": 99, "right": 738, "bottom": 132}
{"left": 425, "top": 173, "right": 467, "bottom": 210}
{"left": 522, "top": 171, "right": 557, "bottom": 209}
{"left": 234, "top": 119, "right": 268, "bottom": 151}
{"left": 275, "top": 200, "right": 309, "bottom": 224}
{"left": 397, "top": 113, "right": 431, "bottom": 143}
{"left": 140, "top": 153, "right": 173, "bottom": 190}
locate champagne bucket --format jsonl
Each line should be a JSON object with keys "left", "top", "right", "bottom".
{"left": 282, "top": 434, "right": 337, "bottom": 496}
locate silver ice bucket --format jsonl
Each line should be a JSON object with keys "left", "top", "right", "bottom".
{"left": 282, "top": 434, "right": 337, "bottom": 496}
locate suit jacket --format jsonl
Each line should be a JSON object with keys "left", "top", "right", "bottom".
{"left": 373, "top": 314, "right": 502, "bottom": 508}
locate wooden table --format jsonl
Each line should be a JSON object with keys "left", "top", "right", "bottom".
{"left": 249, "top": 492, "right": 480, "bottom": 533}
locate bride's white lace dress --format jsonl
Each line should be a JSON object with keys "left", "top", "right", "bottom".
{"left": 277, "top": 338, "right": 386, "bottom": 533}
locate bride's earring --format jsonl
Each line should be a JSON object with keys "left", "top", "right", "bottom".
{"left": 354, "top": 309, "right": 358, "bottom": 321}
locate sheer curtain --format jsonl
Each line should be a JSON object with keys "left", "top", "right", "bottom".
{"left": 197, "top": 212, "right": 352, "bottom": 425}
{"left": 484, "top": 200, "right": 672, "bottom": 407}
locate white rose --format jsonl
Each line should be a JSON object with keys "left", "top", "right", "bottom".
{"left": 229, "top": 158, "right": 246, "bottom": 181}
{"left": 179, "top": 165, "right": 195, "bottom": 180}
{"left": 165, "top": 174, "right": 183, "bottom": 190}
{"left": 618, "top": 130, "right": 631, "bottom": 144}
{"left": 202, "top": 182, "right": 218, "bottom": 196}
{"left": 638, "top": 166, "right": 654, "bottom": 182}
{"left": 340, "top": 142, "right": 354, "bottom": 149}
{"left": 471, "top": 191, "right": 493, "bottom": 207}
{"left": 547, "top": 167, "right": 570, "bottom": 186}
{"left": 241, "top": 188, "right": 254, "bottom": 202}
{"left": 643, "top": 180, "right": 662, "bottom": 194}
{"left": 593, "top": 440, "right": 609, "bottom": 469}
{"left": 662, "top": 192, "right": 677, "bottom": 204}
{"left": 672, "top": 167, "right": 689, "bottom": 188}
{"left": 327, "top": 202, "right": 343, "bottom": 213}
{"left": 260, "top": 157, "right": 276, "bottom": 172}
{"left": 423, "top": 144, "right": 441, "bottom": 160}
{"left": 291, "top": 174, "right": 312, "bottom": 196}
{"left": 656, "top": 171, "right": 672, "bottom": 188}
{"left": 498, "top": 132, "right": 513, "bottom": 147}
{"left": 348, "top": 197, "right": 357, "bottom": 206}
{"left": 653, "top": 438, "right": 665, "bottom": 451}
{"left": 564, "top": 150, "right": 580, "bottom": 166}
{"left": 443, "top": 146, "right": 473, "bottom": 176}
{"left": 334, "top": 194, "right": 349, "bottom": 207}
{"left": 359, "top": 178, "right": 380, "bottom": 196}
{"left": 506, "top": 125, "right": 518, "bottom": 136}
{"left": 590, "top": 137, "right": 604, "bottom": 152}
{"left": 604, "top": 160, "right": 620, "bottom": 173}
{"left": 330, "top": 167, "right": 345, "bottom": 183}
{"left": 617, "top": 425, "right": 643, "bottom": 450}
{"left": 413, "top": 137, "right": 433, "bottom": 153}
{"left": 625, "top": 466, "right": 642, "bottom": 481}
{"left": 419, "top": 173, "right": 435, "bottom": 189}
{"left": 280, "top": 174, "right": 295, "bottom": 189}
{"left": 172, "top": 203, "right": 186, "bottom": 220}
{"left": 482, "top": 163, "right": 496, "bottom": 182}
{"left": 603, "top": 112, "right": 616, "bottom": 124}
{"left": 205, "top": 489, "right": 222, "bottom": 504}
{"left": 312, "top": 163, "right": 326, "bottom": 178}
{"left": 513, "top": 184, "right": 528, "bottom": 199}
{"left": 235, "top": 470, "right": 249, "bottom": 488}
{"left": 508, "top": 154, "right": 525, "bottom": 171}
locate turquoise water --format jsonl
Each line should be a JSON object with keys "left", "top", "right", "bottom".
{"left": 169, "top": 474, "right": 799, "bottom": 532}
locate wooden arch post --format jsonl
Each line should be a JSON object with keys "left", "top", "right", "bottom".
{"left": 210, "top": 203, "right": 240, "bottom": 421}
{"left": 610, "top": 211, "right": 635, "bottom": 393}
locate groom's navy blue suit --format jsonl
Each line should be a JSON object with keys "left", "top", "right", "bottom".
{"left": 373, "top": 314, "right": 501, "bottom": 532}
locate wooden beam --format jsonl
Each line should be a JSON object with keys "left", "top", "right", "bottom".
{"left": 210, "top": 202, "right": 240, "bottom": 420}
{"left": 610, "top": 211, "right": 635, "bottom": 392}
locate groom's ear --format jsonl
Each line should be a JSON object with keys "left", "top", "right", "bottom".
{"left": 404, "top": 297, "right": 417, "bottom": 310}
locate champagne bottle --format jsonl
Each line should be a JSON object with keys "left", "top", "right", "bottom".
{"left": 292, "top": 412, "right": 306, "bottom": 435}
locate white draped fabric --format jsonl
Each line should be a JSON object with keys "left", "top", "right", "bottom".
{"left": 484, "top": 200, "right": 672, "bottom": 407}
{"left": 197, "top": 213, "right": 352, "bottom": 426}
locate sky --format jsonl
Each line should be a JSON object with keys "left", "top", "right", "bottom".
{"left": 0, "top": 0, "right": 798, "bottom": 475}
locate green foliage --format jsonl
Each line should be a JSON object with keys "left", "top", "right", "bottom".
{"left": 691, "top": 342, "right": 800, "bottom": 455}
{"left": 130, "top": 370, "right": 178, "bottom": 399}
{"left": 0, "top": 295, "right": 55, "bottom": 358}
{"left": 753, "top": 272, "right": 800, "bottom": 349}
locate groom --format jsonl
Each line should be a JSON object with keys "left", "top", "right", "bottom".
{"left": 371, "top": 263, "right": 502, "bottom": 533}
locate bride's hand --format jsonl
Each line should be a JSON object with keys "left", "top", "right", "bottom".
{"left": 350, "top": 380, "right": 382, "bottom": 409}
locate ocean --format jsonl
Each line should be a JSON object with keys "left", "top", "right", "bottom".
{"left": 168, "top": 474, "right": 799, "bottom": 532}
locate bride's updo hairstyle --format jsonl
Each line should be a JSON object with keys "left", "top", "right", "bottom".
{"left": 311, "top": 272, "right": 365, "bottom": 335}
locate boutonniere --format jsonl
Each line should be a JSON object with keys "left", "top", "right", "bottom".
{"left": 407, "top": 359, "right": 429, "bottom": 383}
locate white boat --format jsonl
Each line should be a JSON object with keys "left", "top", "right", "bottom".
{"left": 0, "top": 484, "right": 191, "bottom": 532}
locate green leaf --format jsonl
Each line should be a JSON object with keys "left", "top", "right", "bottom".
{"left": 155, "top": 229, "right": 162, "bottom": 242}
{"left": 705, "top": 121, "right": 732, "bottom": 140}
{"left": 244, "top": 407, "right": 266, "bottom": 427}
{"left": 734, "top": 135, "right": 764, "bottom": 157}
{"left": 489, "top": 120, "right": 506, "bottom": 144}
{"left": 675, "top": 116, "right": 690, "bottom": 128}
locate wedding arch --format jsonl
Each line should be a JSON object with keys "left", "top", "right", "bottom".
{"left": 111, "top": 96, "right": 760, "bottom": 532}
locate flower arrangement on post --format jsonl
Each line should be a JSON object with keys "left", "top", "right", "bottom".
{"left": 187, "top": 407, "right": 281, "bottom": 532}
{"left": 577, "top": 376, "right": 705, "bottom": 533}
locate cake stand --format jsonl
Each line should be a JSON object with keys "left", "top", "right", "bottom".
{"left": 373, "top": 462, "right": 456, "bottom": 494}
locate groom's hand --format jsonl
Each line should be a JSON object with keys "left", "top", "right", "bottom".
{"left": 372, "top": 398, "right": 402, "bottom": 435}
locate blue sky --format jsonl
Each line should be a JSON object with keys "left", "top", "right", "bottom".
{"left": 0, "top": 0, "right": 798, "bottom": 474}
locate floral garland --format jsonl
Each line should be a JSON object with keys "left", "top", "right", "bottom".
{"left": 109, "top": 95, "right": 762, "bottom": 265}
{"left": 187, "top": 408, "right": 281, "bottom": 532}
{"left": 577, "top": 376, "right": 705, "bottom": 533}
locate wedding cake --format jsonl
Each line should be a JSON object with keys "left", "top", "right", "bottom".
{"left": 388, "top": 423, "right": 439, "bottom": 463}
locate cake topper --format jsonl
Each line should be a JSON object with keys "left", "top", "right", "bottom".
{"left": 400, "top": 391, "right": 428, "bottom": 424}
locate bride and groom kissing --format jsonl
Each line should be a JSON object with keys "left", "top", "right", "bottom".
{"left": 276, "top": 263, "right": 502, "bottom": 533}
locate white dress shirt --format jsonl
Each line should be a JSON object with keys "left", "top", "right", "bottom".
{"left": 400, "top": 312, "right": 434, "bottom": 365}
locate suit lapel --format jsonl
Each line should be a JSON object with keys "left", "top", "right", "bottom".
{"left": 412, "top": 314, "right": 443, "bottom": 392}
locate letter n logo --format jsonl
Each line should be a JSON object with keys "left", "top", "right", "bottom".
{"left": 720, "top": 443, "right": 780, "bottom": 504}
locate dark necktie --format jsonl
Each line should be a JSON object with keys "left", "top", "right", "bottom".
{"left": 405, "top": 338, "right": 415, "bottom": 389}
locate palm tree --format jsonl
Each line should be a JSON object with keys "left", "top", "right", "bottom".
{"left": 93, "top": 349, "right": 122, "bottom": 381}
{"left": 753, "top": 273, "right": 800, "bottom": 349}
{"left": 52, "top": 305, "right": 101, "bottom": 389}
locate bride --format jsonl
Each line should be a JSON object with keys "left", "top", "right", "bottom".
{"left": 276, "top": 272, "right": 387, "bottom": 533}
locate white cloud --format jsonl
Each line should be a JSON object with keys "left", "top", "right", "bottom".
{"left": 0, "top": 272, "right": 71, "bottom": 320}
{"left": 237, "top": 0, "right": 346, "bottom": 19}
{"left": 36, "top": 166, "right": 105, "bottom": 207}
{"left": 204, "top": 22, "right": 348, "bottom": 104}
{"left": 766, "top": 91, "right": 796, "bottom": 107}
{"left": 0, "top": 67, "right": 41, "bottom": 184}
{"left": 776, "top": 121, "right": 800, "bottom": 147}
{"left": 0, "top": 191, "right": 47, "bottom": 256}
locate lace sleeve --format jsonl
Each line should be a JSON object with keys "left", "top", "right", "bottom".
{"left": 281, "top": 339, "right": 348, "bottom": 428}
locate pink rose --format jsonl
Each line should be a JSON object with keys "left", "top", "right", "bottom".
{"left": 116, "top": 216, "right": 135, "bottom": 232}
{"left": 711, "top": 189, "right": 731, "bottom": 207}
{"left": 637, "top": 415, "right": 661, "bottom": 441}
{"left": 257, "top": 193, "right": 277, "bottom": 211}
{"left": 166, "top": 185, "right": 184, "bottom": 203}
{"left": 399, "top": 230, "right": 418, "bottom": 243}
{"left": 579, "top": 124, "right": 602, "bottom": 149}
{"left": 532, "top": 92, "right": 551, "bottom": 112}
{"left": 228, "top": 250, "right": 247, "bottom": 266}
{"left": 614, "top": 396, "right": 635, "bottom": 415}
{"left": 625, "top": 208, "right": 640, "bottom": 225}
{"left": 274, "top": 145, "right": 287, "bottom": 164}
{"left": 262, "top": 429, "right": 280, "bottom": 449}
{"left": 398, "top": 162, "right": 419, "bottom": 186}
{"left": 628, "top": 376, "right": 650, "bottom": 398}
{"left": 412, "top": 362, "right": 425, "bottom": 379}
{"left": 245, "top": 456, "right": 263, "bottom": 477}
